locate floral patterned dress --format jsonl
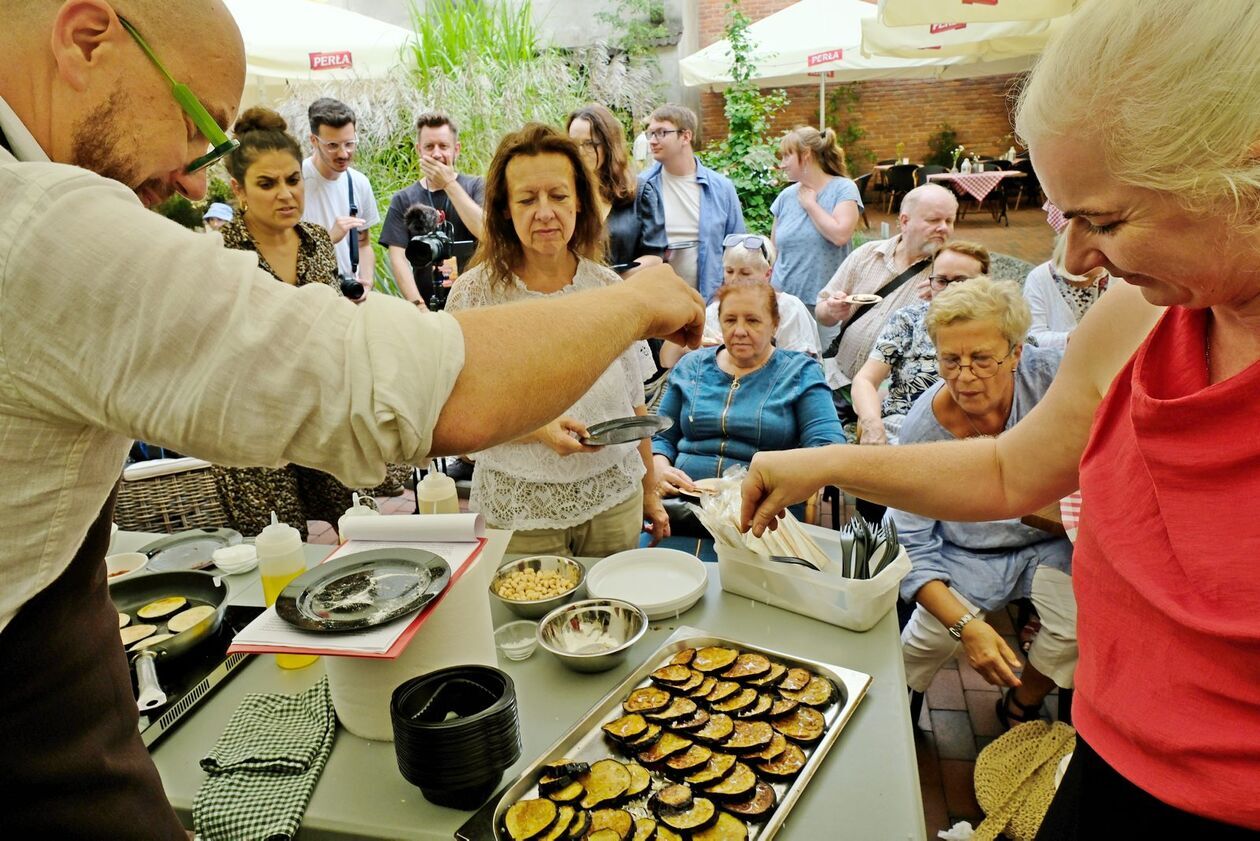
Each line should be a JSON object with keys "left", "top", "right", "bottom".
{"left": 214, "top": 218, "right": 406, "bottom": 537}
{"left": 863, "top": 300, "right": 939, "bottom": 443}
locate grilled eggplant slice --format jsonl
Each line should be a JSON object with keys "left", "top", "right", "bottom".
{"left": 723, "top": 780, "right": 777, "bottom": 822}
{"left": 544, "top": 779, "right": 584, "bottom": 803}
{"left": 624, "top": 722, "right": 664, "bottom": 750}
{"left": 625, "top": 762, "right": 652, "bottom": 798}
{"left": 654, "top": 825, "right": 685, "bottom": 841}
{"left": 632, "top": 816, "right": 658, "bottom": 841}
{"left": 589, "top": 808, "right": 635, "bottom": 840}
{"left": 720, "top": 653, "right": 771, "bottom": 682}
{"left": 566, "top": 809, "right": 590, "bottom": 840}
{"left": 684, "top": 752, "right": 738, "bottom": 786}
{"left": 603, "top": 714, "right": 649, "bottom": 743}
{"left": 735, "top": 693, "right": 774, "bottom": 719}
{"left": 541, "top": 759, "right": 590, "bottom": 780}
{"left": 624, "top": 686, "right": 672, "bottom": 714}
{"left": 687, "top": 676, "right": 719, "bottom": 699}
{"left": 644, "top": 696, "right": 699, "bottom": 722}
{"left": 778, "top": 667, "right": 812, "bottom": 692}
{"left": 771, "top": 706, "right": 826, "bottom": 743}
{"left": 675, "top": 669, "right": 706, "bottom": 693}
{"left": 504, "top": 799, "right": 558, "bottom": 840}
{"left": 578, "top": 759, "right": 632, "bottom": 809}
{"left": 651, "top": 783, "right": 695, "bottom": 814}
{"left": 657, "top": 797, "right": 717, "bottom": 832}
{"left": 750, "top": 731, "right": 788, "bottom": 761}
{"left": 778, "top": 676, "right": 838, "bottom": 708}
{"left": 747, "top": 662, "right": 787, "bottom": 687}
{"left": 536, "top": 805, "right": 576, "bottom": 841}
{"left": 704, "top": 681, "right": 742, "bottom": 705}
{"left": 587, "top": 831, "right": 624, "bottom": 841}
{"left": 692, "top": 713, "right": 735, "bottom": 745}
{"left": 670, "top": 647, "right": 697, "bottom": 666}
{"left": 756, "top": 742, "right": 807, "bottom": 779}
{"left": 637, "top": 731, "right": 693, "bottom": 764}
{"left": 691, "top": 647, "right": 739, "bottom": 673}
{"left": 721, "top": 720, "right": 774, "bottom": 753}
{"left": 668, "top": 708, "right": 711, "bottom": 732}
{"left": 691, "top": 811, "right": 750, "bottom": 841}
{"left": 768, "top": 697, "right": 799, "bottom": 718}
{"left": 663, "top": 744, "right": 713, "bottom": 775}
{"left": 703, "top": 761, "right": 757, "bottom": 801}
{"left": 650, "top": 664, "right": 694, "bottom": 686}
{"left": 710, "top": 688, "right": 758, "bottom": 714}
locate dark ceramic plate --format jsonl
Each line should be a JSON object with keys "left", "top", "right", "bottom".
{"left": 139, "top": 528, "right": 242, "bottom": 572}
{"left": 581, "top": 415, "right": 673, "bottom": 446}
{"left": 276, "top": 548, "right": 450, "bottom": 632}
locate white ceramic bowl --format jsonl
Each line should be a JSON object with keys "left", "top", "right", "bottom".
{"left": 105, "top": 552, "right": 148, "bottom": 582}
{"left": 585, "top": 547, "right": 707, "bottom": 620}
{"left": 212, "top": 544, "right": 259, "bottom": 575}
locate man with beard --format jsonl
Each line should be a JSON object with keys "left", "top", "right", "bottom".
{"left": 302, "top": 97, "right": 378, "bottom": 294}
{"left": 0, "top": 2, "right": 704, "bottom": 836}
{"left": 815, "top": 183, "right": 959, "bottom": 392}
{"left": 379, "top": 112, "right": 484, "bottom": 306}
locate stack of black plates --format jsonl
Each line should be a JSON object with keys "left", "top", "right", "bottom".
{"left": 391, "top": 665, "right": 521, "bottom": 810}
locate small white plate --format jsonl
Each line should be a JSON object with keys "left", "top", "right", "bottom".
{"left": 586, "top": 548, "right": 707, "bottom": 620}
{"left": 843, "top": 293, "right": 883, "bottom": 305}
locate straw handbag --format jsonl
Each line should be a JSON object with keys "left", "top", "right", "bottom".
{"left": 972, "top": 720, "right": 1076, "bottom": 841}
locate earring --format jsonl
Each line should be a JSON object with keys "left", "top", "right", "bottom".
{"left": 240, "top": 202, "right": 248, "bottom": 214}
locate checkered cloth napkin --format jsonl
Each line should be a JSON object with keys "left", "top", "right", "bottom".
{"left": 193, "top": 677, "right": 337, "bottom": 841}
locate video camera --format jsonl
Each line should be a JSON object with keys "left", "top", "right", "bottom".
{"left": 403, "top": 205, "right": 476, "bottom": 310}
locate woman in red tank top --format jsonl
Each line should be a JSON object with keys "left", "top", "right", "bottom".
{"left": 739, "top": 1, "right": 1260, "bottom": 835}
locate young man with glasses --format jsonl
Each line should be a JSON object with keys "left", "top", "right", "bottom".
{"left": 302, "top": 97, "right": 379, "bottom": 294}
{"left": 0, "top": 5, "right": 705, "bottom": 835}
{"left": 638, "top": 104, "right": 746, "bottom": 301}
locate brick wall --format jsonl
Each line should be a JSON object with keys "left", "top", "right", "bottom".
{"left": 695, "top": 0, "right": 1023, "bottom": 171}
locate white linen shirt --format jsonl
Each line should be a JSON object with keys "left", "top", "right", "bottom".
{"left": 0, "top": 100, "right": 464, "bottom": 634}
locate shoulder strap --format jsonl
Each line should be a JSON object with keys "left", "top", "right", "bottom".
{"left": 346, "top": 172, "right": 359, "bottom": 275}
{"left": 821, "top": 257, "right": 931, "bottom": 359}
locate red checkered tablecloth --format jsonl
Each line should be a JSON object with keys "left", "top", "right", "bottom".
{"left": 927, "top": 171, "right": 1018, "bottom": 203}
{"left": 1060, "top": 490, "right": 1082, "bottom": 542}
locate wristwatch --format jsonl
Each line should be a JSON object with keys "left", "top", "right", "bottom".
{"left": 948, "top": 612, "right": 976, "bottom": 641}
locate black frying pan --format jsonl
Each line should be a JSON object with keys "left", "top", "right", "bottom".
{"left": 108, "top": 570, "right": 227, "bottom": 712}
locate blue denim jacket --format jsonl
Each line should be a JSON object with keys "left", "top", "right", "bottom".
{"left": 638, "top": 158, "right": 746, "bottom": 302}
{"left": 652, "top": 347, "right": 844, "bottom": 480}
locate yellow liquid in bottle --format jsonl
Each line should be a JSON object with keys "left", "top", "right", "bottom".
{"left": 262, "top": 568, "right": 319, "bottom": 670}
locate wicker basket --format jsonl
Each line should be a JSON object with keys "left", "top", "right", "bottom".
{"left": 115, "top": 460, "right": 229, "bottom": 534}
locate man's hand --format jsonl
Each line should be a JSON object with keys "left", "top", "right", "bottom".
{"left": 538, "top": 417, "right": 602, "bottom": 456}
{"left": 328, "top": 216, "right": 367, "bottom": 244}
{"left": 815, "top": 289, "right": 854, "bottom": 325}
{"left": 622, "top": 265, "right": 705, "bottom": 349}
{"left": 420, "top": 156, "right": 458, "bottom": 191}
{"left": 914, "top": 275, "right": 933, "bottom": 301}
{"left": 741, "top": 448, "right": 835, "bottom": 535}
{"left": 960, "top": 619, "right": 1023, "bottom": 688}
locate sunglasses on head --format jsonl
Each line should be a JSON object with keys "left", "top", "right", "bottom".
{"left": 723, "top": 234, "right": 769, "bottom": 260}
{"left": 118, "top": 16, "right": 238, "bottom": 174}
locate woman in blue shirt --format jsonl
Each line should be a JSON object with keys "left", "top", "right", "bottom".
{"left": 652, "top": 279, "right": 843, "bottom": 498}
{"left": 770, "top": 127, "right": 863, "bottom": 348}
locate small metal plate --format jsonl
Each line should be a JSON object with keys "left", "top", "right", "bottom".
{"left": 139, "top": 528, "right": 242, "bottom": 572}
{"left": 581, "top": 414, "right": 673, "bottom": 446}
{"left": 275, "top": 548, "right": 450, "bottom": 632}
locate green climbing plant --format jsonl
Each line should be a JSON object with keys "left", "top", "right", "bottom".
{"left": 827, "top": 83, "right": 876, "bottom": 175}
{"left": 926, "top": 123, "right": 960, "bottom": 169}
{"left": 699, "top": 2, "right": 787, "bottom": 233}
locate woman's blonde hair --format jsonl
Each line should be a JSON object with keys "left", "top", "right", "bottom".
{"left": 779, "top": 127, "right": 848, "bottom": 178}
{"left": 925, "top": 277, "right": 1031, "bottom": 348}
{"left": 1015, "top": 0, "right": 1260, "bottom": 220}
{"left": 722, "top": 234, "right": 777, "bottom": 269}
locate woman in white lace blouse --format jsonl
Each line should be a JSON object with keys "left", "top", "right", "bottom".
{"left": 446, "top": 124, "right": 668, "bottom": 556}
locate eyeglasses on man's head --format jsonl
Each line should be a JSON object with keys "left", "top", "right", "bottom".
{"left": 118, "top": 16, "right": 237, "bottom": 174}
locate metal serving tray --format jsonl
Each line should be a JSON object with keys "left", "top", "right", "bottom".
{"left": 455, "top": 626, "right": 872, "bottom": 841}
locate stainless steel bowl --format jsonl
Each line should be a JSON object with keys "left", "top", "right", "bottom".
{"left": 536, "top": 598, "right": 648, "bottom": 673}
{"left": 489, "top": 556, "right": 585, "bottom": 620}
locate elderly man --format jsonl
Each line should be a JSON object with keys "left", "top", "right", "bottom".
{"left": 0, "top": 2, "right": 703, "bottom": 835}
{"left": 815, "top": 183, "right": 959, "bottom": 391}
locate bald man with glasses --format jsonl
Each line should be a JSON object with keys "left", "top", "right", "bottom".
{"left": 0, "top": 3, "right": 704, "bottom": 835}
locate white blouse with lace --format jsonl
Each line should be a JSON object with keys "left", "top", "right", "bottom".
{"left": 445, "top": 257, "right": 652, "bottom": 530}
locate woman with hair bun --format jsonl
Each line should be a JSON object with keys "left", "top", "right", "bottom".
{"left": 214, "top": 107, "right": 387, "bottom": 538}
{"left": 770, "top": 126, "right": 863, "bottom": 346}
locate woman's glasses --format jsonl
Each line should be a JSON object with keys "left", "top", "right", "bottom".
{"left": 723, "top": 234, "right": 769, "bottom": 260}
{"left": 928, "top": 274, "right": 973, "bottom": 291}
{"left": 937, "top": 346, "right": 1014, "bottom": 379}
{"left": 118, "top": 16, "right": 238, "bottom": 174}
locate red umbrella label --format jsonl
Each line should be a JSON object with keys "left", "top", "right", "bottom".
{"left": 309, "top": 51, "right": 354, "bottom": 71}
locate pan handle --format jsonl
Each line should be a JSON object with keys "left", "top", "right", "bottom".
{"left": 135, "top": 651, "right": 167, "bottom": 711}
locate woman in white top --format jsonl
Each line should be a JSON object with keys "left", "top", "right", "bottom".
{"left": 446, "top": 124, "right": 668, "bottom": 556}
{"left": 1023, "top": 232, "right": 1111, "bottom": 350}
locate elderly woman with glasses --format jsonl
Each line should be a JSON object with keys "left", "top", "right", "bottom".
{"left": 889, "top": 278, "right": 1074, "bottom": 729}
{"left": 850, "top": 241, "right": 990, "bottom": 445}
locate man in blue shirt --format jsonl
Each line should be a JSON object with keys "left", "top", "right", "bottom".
{"left": 638, "top": 104, "right": 745, "bottom": 302}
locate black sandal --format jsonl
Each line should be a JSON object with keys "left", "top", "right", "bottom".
{"left": 996, "top": 689, "right": 1043, "bottom": 729}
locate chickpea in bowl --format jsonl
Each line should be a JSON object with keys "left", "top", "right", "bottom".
{"left": 489, "top": 556, "right": 585, "bottom": 619}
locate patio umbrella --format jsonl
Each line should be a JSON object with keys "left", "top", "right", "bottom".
{"left": 860, "top": 15, "right": 1069, "bottom": 61}
{"left": 680, "top": 0, "right": 1033, "bottom": 125}
{"left": 223, "top": 0, "right": 415, "bottom": 106}
{"left": 877, "top": 0, "right": 1083, "bottom": 26}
